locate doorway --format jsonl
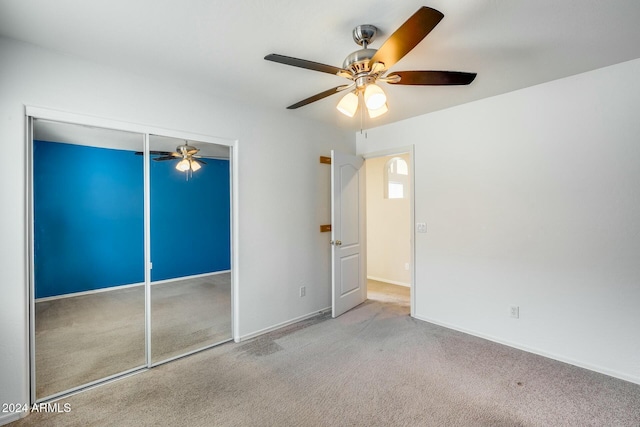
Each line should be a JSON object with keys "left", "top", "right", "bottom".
{"left": 27, "top": 108, "right": 237, "bottom": 403}
{"left": 364, "top": 150, "right": 414, "bottom": 313}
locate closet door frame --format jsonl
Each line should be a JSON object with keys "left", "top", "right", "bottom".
{"left": 26, "top": 106, "right": 238, "bottom": 403}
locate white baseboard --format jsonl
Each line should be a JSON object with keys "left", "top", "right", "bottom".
{"left": 35, "top": 270, "right": 231, "bottom": 302}
{"left": 0, "top": 411, "right": 24, "bottom": 426}
{"left": 237, "top": 307, "right": 331, "bottom": 342}
{"left": 413, "top": 314, "right": 640, "bottom": 386}
{"left": 151, "top": 270, "right": 231, "bottom": 286}
{"left": 367, "top": 276, "right": 411, "bottom": 288}
{"left": 36, "top": 282, "right": 144, "bottom": 302}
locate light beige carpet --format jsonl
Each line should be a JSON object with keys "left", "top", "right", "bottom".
{"left": 35, "top": 273, "right": 231, "bottom": 399}
{"left": 367, "top": 279, "right": 410, "bottom": 305}
{"left": 18, "top": 285, "right": 640, "bottom": 426}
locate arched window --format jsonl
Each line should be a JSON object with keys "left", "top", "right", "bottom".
{"left": 384, "top": 157, "right": 409, "bottom": 199}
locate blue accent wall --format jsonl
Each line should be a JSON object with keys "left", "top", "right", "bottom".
{"left": 34, "top": 140, "right": 230, "bottom": 298}
{"left": 34, "top": 141, "right": 145, "bottom": 298}
{"left": 149, "top": 156, "right": 230, "bottom": 281}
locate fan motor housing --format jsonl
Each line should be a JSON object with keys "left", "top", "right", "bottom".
{"left": 342, "top": 48, "right": 376, "bottom": 75}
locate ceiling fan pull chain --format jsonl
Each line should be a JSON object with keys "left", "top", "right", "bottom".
{"left": 360, "top": 92, "right": 364, "bottom": 134}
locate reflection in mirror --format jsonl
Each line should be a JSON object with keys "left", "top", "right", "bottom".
{"left": 32, "top": 119, "right": 146, "bottom": 399}
{"left": 149, "top": 135, "right": 232, "bottom": 363}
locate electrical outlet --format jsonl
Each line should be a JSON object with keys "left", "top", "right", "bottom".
{"left": 510, "top": 306, "right": 519, "bottom": 319}
{"left": 300, "top": 286, "right": 306, "bottom": 297}
{"left": 416, "top": 222, "right": 427, "bottom": 233}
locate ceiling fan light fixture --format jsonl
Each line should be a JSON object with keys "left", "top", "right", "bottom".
{"left": 336, "top": 91, "right": 359, "bottom": 117}
{"left": 190, "top": 159, "right": 202, "bottom": 172}
{"left": 176, "top": 158, "right": 191, "bottom": 172}
{"left": 364, "top": 84, "right": 386, "bottom": 110}
{"left": 367, "top": 102, "right": 388, "bottom": 119}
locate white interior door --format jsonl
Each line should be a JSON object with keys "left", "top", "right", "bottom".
{"left": 331, "top": 150, "right": 366, "bottom": 317}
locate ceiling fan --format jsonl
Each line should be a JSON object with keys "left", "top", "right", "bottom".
{"left": 264, "top": 6, "right": 476, "bottom": 119}
{"left": 135, "top": 143, "right": 207, "bottom": 173}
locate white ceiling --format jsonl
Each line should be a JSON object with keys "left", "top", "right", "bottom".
{"left": 3, "top": 1, "right": 640, "bottom": 130}
{"left": 34, "top": 119, "right": 231, "bottom": 158}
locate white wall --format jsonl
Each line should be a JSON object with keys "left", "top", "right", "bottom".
{"left": 357, "top": 58, "right": 640, "bottom": 384}
{"left": 366, "top": 154, "right": 411, "bottom": 286}
{"left": 0, "top": 37, "right": 353, "bottom": 421}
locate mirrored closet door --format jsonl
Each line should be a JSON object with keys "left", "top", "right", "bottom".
{"left": 149, "top": 135, "right": 232, "bottom": 364}
{"left": 30, "top": 116, "right": 234, "bottom": 402}
{"left": 31, "top": 119, "right": 147, "bottom": 400}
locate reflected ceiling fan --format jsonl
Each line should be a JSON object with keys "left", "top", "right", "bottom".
{"left": 264, "top": 6, "right": 476, "bottom": 118}
{"left": 135, "top": 143, "right": 207, "bottom": 173}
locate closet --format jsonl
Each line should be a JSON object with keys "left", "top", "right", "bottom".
{"left": 29, "top": 113, "right": 234, "bottom": 402}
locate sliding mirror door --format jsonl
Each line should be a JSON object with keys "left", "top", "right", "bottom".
{"left": 149, "top": 135, "right": 232, "bottom": 364}
{"left": 31, "top": 119, "right": 147, "bottom": 400}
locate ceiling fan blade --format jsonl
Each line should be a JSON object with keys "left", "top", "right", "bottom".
{"left": 287, "top": 86, "right": 347, "bottom": 109}
{"left": 265, "top": 54, "right": 344, "bottom": 76}
{"left": 134, "top": 150, "right": 173, "bottom": 156}
{"left": 387, "top": 71, "right": 477, "bottom": 86}
{"left": 152, "top": 156, "right": 178, "bottom": 161}
{"left": 193, "top": 158, "right": 207, "bottom": 165}
{"left": 198, "top": 156, "right": 229, "bottom": 161}
{"left": 370, "top": 7, "right": 444, "bottom": 71}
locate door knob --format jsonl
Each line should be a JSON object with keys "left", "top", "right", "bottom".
{"left": 335, "top": 240, "right": 342, "bottom": 246}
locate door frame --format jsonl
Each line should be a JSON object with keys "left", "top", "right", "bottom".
{"left": 25, "top": 106, "right": 239, "bottom": 402}
{"left": 362, "top": 145, "right": 416, "bottom": 317}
